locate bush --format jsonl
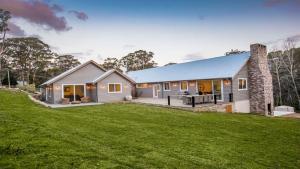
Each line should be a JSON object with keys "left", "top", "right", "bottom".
{"left": 17, "top": 84, "right": 36, "bottom": 93}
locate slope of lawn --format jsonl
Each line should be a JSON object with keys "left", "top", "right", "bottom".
{"left": 0, "top": 90, "right": 299, "bottom": 169}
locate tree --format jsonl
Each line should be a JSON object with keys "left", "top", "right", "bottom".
{"left": 268, "top": 40, "right": 300, "bottom": 110}
{"left": 2, "top": 71, "right": 17, "bottom": 86}
{"left": 101, "top": 57, "right": 122, "bottom": 72}
{"left": 53, "top": 54, "right": 80, "bottom": 74}
{"left": 4, "top": 37, "right": 54, "bottom": 85}
{"left": 281, "top": 39, "right": 300, "bottom": 109}
{"left": 120, "top": 50, "right": 157, "bottom": 72}
{"left": 268, "top": 50, "right": 283, "bottom": 105}
{"left": 0, "top": 9, "right": 11, "bottom": 86}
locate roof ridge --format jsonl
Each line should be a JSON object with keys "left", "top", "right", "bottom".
{"left": 129, "top": 51, "right": 250, "bottom": 73}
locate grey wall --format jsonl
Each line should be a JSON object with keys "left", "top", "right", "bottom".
{"left": 86, "top": 84, "right": 98, "bottom": 102}
{"left": 44, "top": 84, "right": 54, "bottom": 103}
{"left": 97, "top": 72, "right": 133, "bottom": 102}
{"left": 52, "top": 63, "right": 105, "bottom": 103}
{"left": 161, "top": 81, "right": 197, "bottom": 98}
{"left": 136, "top": 87, "right": 153, "bottom": 97}
{"left": 232, "top": 63, "right": 249, "bottom": 102}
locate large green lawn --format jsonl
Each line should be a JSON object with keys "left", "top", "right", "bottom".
{"left": 0, "top": 90, "right": 299, "bottom": 169}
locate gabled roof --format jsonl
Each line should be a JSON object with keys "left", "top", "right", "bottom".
{"left": 92, "top": 69, "right": 136, "bottom": 84}
{"left": 127, "top": 52, "right": 250, "bottom": 83}
{"left": 41, "top": 60, "right": 106, "bottom": 85}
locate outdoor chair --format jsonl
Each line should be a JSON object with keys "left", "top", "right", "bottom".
{"left": 182, "top": 96, "right": 191, "bottom": 105}
{"left": 80, "top": 97, "right": 90, "bottom": 103}
{"left": 61, "top": 98, "right": 70, "bottom": 104}
{"left": 204, "top": 95, "right": 210, "bottom": 103}
{"left": 195, "top": 95, "right": 204, "bottom": 104}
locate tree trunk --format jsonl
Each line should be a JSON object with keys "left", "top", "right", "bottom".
{"left": 275, "top": 68, "right": 282, "bottom": 105}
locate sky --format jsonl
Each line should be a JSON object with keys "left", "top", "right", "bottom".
{"left": 1, "top": 0, "right": 300, "bottom": 65}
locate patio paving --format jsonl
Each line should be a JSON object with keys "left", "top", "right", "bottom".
{"left": 132, "top": 98, "right": 230, "bottom": 112}
{"left": 28, "top": 94, "right": 103, "bottom": 108}
{"left": 47, "top": 102, "right": 103, "bottom": 108}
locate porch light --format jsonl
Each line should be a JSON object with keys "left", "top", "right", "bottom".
{"left": 172, "top": 82, "right": 177, "bottom": 87}
{"left": 55, "top": 85, "right": 60, "bottom": 90}
{"left": 86, "top": 84, "right": 92, "bottom": 89}
{"left": 224, "top": 80, "right": 231, "bottom": 86}
{"left": 100, "top": 84, "right": 106, "bottom": 89}
{"left": 189, "top": 82, "right": 195, "bottom": 86}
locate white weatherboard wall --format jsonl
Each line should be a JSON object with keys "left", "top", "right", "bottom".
{"left": 234, "top": 100, "right": 250, "bottom": 113}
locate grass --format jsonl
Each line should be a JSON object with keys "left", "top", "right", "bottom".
{"left": 0, "top": 90, "right": 299, "bottom": 169}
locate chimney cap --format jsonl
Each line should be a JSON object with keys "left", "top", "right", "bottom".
{"left": 250, "top": 43, "right": 266, "bottom": 48}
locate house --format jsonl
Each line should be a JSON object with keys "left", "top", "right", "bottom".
{"left": 127, "top": 44, "right": 274, "bottom": 115}
{"left": 41, "top": 60, "right": 135, "bottom": 104}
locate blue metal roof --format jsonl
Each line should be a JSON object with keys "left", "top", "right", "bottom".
{"left": 127, "top": 52, "right": 250, "bottom": 83}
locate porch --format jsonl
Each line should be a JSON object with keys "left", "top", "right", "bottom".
{"left": 132, "top": 97, "right": 233, "bottom": 112}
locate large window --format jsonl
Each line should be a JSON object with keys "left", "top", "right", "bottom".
{"left": 163, "top": 82, "right": 170, "bottom": 91}
{"left": 180, "top": 81, "right": 188, "bottom": 91}
{"left": 63, "top": 84, "right": 85, "bottom": 101}
{"left": 238, "top": 78, "right": 247, "bottom": 90}
{"left": 198, "top": 80, "right": 213, "bottom": 95}
{"left": 213, "top": 80, "right": 222, "bottom": 100}
{"left": 108, "top": 83, "right": 122, "bottom": 93}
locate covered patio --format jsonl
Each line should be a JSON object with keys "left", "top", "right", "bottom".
{"left": 132, "top": 97, "right": 233, "bottom": 112}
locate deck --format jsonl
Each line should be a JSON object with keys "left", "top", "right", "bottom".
{"left": 132, "top": 98, "right": 232, "bottom": 112}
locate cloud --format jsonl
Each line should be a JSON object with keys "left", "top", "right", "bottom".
{"left": 69, "top": 10, "right": 88, "bottom": 21}
{"left": 197, "top": 15, "right": 205, "bottom": 21}
{"left": 7, "top": 22, "right": 26, "bottom": 36}
{"left": 0, "top": 0, "right": 71, "bottom": 31}
{"left": 263, "top": 0, "right": 300, "bottom": 8}
{"left": 263, "top": 0, "right": 288, "bottom": 7}
{"left": 263, "top": 34, "right": 300, "bottom": 45}
{"left": 287, "top": 34, "right": 300, "bottom": 42}
{"left": 182, "top": 52, "right": 206, "bottom": 62}
{"left": 123, "top": 44, "right": 136, "bottom": 49}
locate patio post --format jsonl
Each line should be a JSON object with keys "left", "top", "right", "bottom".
{"left": 192, "top": 96, "right": 195, "bottom": 107}
{"left": 168, "top": 96, "right": 170, "bottom": 106}
{"left": 229, "top": 93, "right": 233, "bottom": 102}
{"left": 214, "top": 95, "right": 217, "bottom": 104}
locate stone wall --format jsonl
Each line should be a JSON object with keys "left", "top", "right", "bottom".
{"left": 248, "top": 44, "right": 274, "bottom": 115}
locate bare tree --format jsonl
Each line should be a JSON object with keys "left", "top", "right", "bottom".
{"left": 0, "top": 9, "right": 11, "bottom": 86}
{"left": 269, "top": 49, "right": 283, "bottom": 105}
{"left": 282, "top": 39, "right": 300, "bottom": 109}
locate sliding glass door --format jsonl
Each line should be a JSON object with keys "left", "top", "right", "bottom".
{"left": 197, "top": 80, "right": 223, "bottom": 101}
{"left": 63, "top": 84, "right": 85, "bottom": 101}
{"left": 213, "top": 80, "right": 222, "bottom": 101}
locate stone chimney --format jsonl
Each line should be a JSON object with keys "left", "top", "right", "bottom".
{"left": 248, "top": 44, "right": 274, "bottom": 115}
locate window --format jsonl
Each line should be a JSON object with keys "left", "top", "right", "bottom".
{"left": 163, "top": 82, "right": 170, "bottom": 91}
{"left": 136, "top": 83, "right": 148, "bottom": 88}
{"left": 108, "top": 83, "right": 122, "bottom": 93}
{"left": 180, "top": 81, "right": 188, "bottom": 91}
{"left": 63, "top": 84, "right": 85, "bottom": 101}
{"left": 213, "top": 80, "right": 223, "bottom": 100}
{"left": 238, "top": 78, "right": 247, "bottom": 90}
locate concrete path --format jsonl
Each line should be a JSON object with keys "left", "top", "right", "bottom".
{"left": 282, "top": 113, "right": 300, "bottom": 119}
{"left": 28, "top": 94, "right": 103, "bottom": 108}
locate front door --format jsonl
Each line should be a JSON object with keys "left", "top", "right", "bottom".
{"left": 153, "top": 84, "right": 160, "bottom": 98}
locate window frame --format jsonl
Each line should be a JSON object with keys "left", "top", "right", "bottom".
{"left": 238, "top": 78, "right": 248, "bottom": 91}
{"left": 108, "top": 83, "right": 122, "bottom": 93}
{"left": 61, "top": 84, "right": 86, "bottom": 101}
{"left": 163, "top": 82, "right": 171, "bottom": 91}
{"left": 180, "top": 81, "right": 188, "bottom": 91}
